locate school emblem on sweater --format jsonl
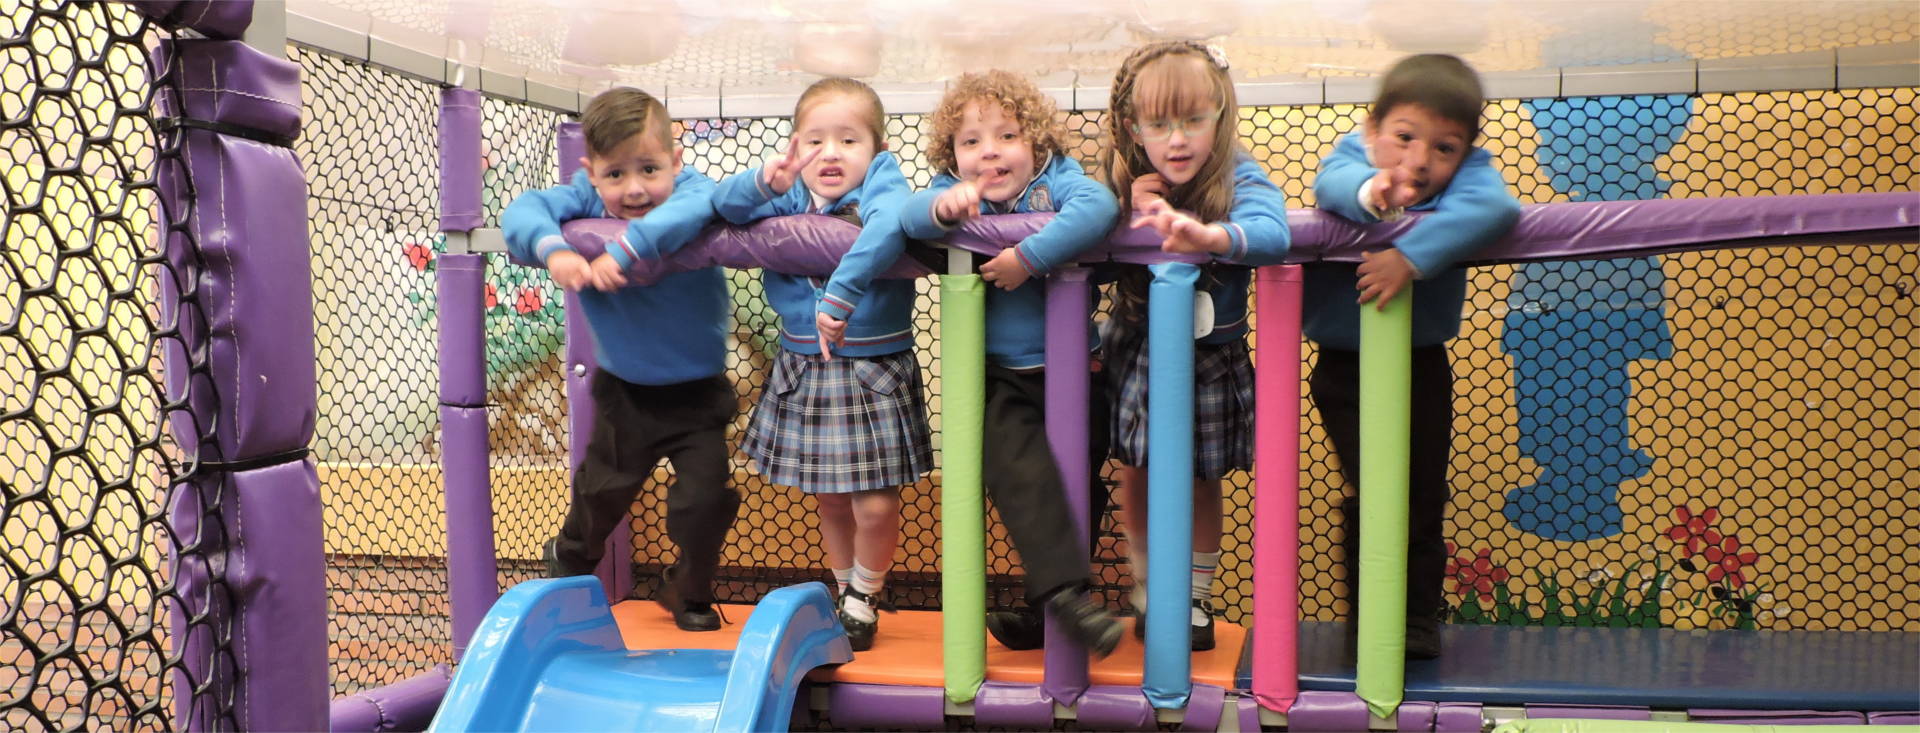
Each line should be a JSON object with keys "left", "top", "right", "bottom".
{"left": 1029, "top": 185, "right": 1052, "bottom": 212}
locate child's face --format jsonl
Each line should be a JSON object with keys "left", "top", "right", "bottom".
{"left": 582, "top": 130, "right": 681, "bottom": 219}
{"left": 1364, "top": 102, "right": 1470, "bottom": 204}
{"left": 951, "top": 101, "right": 1037, "bottom": 204}
{"left": 1129, "top": 70, "right": 1220, "bottom": 186}
{"left": 794, "top": 93, "right": 879, "bottom": 201}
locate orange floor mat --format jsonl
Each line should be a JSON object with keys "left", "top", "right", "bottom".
{"left": 610, "top": 601, "right": 1246, "bottom": 690}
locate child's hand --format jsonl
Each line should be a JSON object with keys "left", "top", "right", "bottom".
{"left": 979, "top": 248, "right": 1031, "bottom": 291}
{"left": 1372, "top": 166, "right": 1420, "bottom": 211}
{"left": 762, "top": 144, "right": 823, "bottom": 196}
{"left": 1131, "top": 202, "right": 1230, "bottom": 255}
{"left": 1130, "top": 173, "right": 1169, "bottom": 213}
{"left": 933, "top": 179, "right": 983, "bottom": 225}
{"left": 546, "top": 250, "right": 592, "bottom": 291}
{"left": 1355, "top": 248, "right": 1417, "bottom": 309}
{"left": 814, "top": 312, "right": 846, "bottom": 360}
{"left": 587, "top": 253, "right": 629, "bottom": 292}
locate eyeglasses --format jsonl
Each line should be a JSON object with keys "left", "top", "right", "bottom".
{"left": 1131, "top": 108, "right": 1221, "bottom": 141}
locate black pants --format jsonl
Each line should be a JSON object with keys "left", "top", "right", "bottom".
{"left": 552, "top": 372, "right": 741, "bottom": 603}
{"left": 1310, "top": 346, "right": 1452, "bottom": 626}
{"left": 983, "top": 365, "right": 1111, "bottom": 603}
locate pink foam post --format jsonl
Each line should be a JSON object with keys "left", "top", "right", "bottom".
{"left": 1252, "top": 265, "right": 1303, "bottom": 712}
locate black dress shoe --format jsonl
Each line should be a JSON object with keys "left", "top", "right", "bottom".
{"left": 543, "top": 538, "right": 593, "bottom": 579}
{"left": 1043, "top": 589, "right": 1122, "bottom": 658}
{"left": 1190, "top": 599, "right": 1216, "bottom": 652}
{"left": 838, "top": 587, "right": 892, "bottom": 652}
{"left": 986, "top": 608, "right": 1045, "bottom": 650}
{"left": 657, "top": 566, "right": 721, "bottom": 632}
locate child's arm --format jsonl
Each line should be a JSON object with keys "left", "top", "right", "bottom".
{"left": 980, "top": 163, "right": 1119, "bottom": 290}
{"left": 899, "top": 175, "right": 962, "bottom": 241}
{"left": 1386, "top": 154, "right": 1521, "bottom": 278}
{"left": 712, "top": 167, "right": 796, "bottom": 225}
{"left": 502, "top": 171, "right": 602, "bottom": 289}
{"left": 1313, "top": 132, "right": 1391, "bottom": 224}
{"left": 816, "top": 155, "right": 913, "bottom": 323}
{"left": 604, "top": 169, "right": 719, "bottom": 270}
{"left": 1214, "top": 156, "right": 1292, "bottom": 266}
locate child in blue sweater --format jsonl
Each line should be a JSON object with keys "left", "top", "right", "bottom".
{"left": 502, "top": 88, "right": 736, "bottom": 632}
{"left": 713, "top": 78, "right": 932, "bottom": 652}
{"left": 1100, "top": 41, "right": 1293, "bottom": 651}
{"left": 1306, "top": 54, "right": 1522, "bottom": 659}
{"left": 900, "top": 70, "right": 1125, "bottom": 657}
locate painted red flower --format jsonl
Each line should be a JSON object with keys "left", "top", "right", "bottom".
{"left": 485, "top": 283, "right": 499, "bottom": 310}
{"left": 1445, "top": 542, "right": 1512, "bottom": 602}
{"left": 1703, "top": 536, "right": 1759, "bottom": 587}
{"left": 403, "top": 241, "right": 434, "bottom": 271}
{"left": 513, "top": 287, "right": 543, "bottom": 315}
{"left": 1664, "top": 505, "right": 1724, "bottom": 556}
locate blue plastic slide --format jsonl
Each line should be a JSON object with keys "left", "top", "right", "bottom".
{"left": 429, "top": 578, "right": 851, "bottom": 732}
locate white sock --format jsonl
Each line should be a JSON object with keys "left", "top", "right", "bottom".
{"left": 842, "top": 561, "right": 887, "bottom": 623}
{"left": 832, "top": 567, "right": 853, "bottom": 598}
{"left": 1127, "top": 542, "right": 1149, "bottom": 611}
{"left": 1191, "top": 551, "right": 1219, "bottom": 625}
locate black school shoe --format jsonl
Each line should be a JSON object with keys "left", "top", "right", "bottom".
{"left": 1340, "top": 617, "right": 1445, "bottom": 659}
{"left": 1131, "top": 598, "right": 1218, "bottom": 651}
{"left": 1044, "top": 589, "right": 1123, "bottom": 658}
{"left": 986, "top": 608, "right": 1045, "bottom": 651}
{"left": 838, "top": 587, "right": 895, "bottom": 652}
{"left": 656, "top": 565, "right": 722, "bottom": 632}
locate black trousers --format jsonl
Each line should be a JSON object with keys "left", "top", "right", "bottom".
{"left": 982, "top": 365, "right": 1111, "bottom": 602}
{"left": 552, "top": 372, "right": 741, "bottom": 603}
{"left": 1310, "top": 346, "right": 1452, "bottom": 625}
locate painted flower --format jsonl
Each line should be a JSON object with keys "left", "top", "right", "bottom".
{"left": 1663, "top": 505, "right": 1724, "bottom": 556}
{"left": 404, "top": 241, "right": 434, "bottom": 271}
{"left": 485, "top": 283, "right": 500, "bottom": 310}
{"left": 1445, "top": 542, "right": 1512, "bottom": 602}
{"left": 1702, "top": 536, "right": 1759, "bottom": 587}
{"left": 513, "top": 287, "right": 543, "bottom": 315}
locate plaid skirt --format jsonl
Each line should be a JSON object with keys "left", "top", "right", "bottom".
{"left": 743, "top": 348, "right": 933, "bottom": 493}
{"left": 1104, "top": 326, "right": 1255, "bottom": 480}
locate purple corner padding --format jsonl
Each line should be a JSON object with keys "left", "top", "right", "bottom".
{"left": 1177, "top": 684, "right": 1226, "bottom": 731}
{"left": 826, "top": 683, "right": 947, "bottom": 730}
{"left": 437, "top": 254, "right": 487, "bottom": 406}
{"left": 1434, "top": 702, "right": 1485, "bottom": 732}
{"left": 1041, "top": 269, "right": 1092, "bottom": 705}
{"left": 440, "top": 87, "right": 483, "bottom": 232}
{"left": 1288, "top": 690, "right": 1373, "bottom": 732}
{"left": 170, "top": 460, "right": 328, "bottom": 731}
{"left": 154, "top": 39, "right": 301, "bottom": 138}
{"left": 1076, "top": 685, "right": 1157, "bottom": 731}
{"left": 1870, "top": 712, "right": 1920, "bottom": 725}
{"left": 130, "top": 1, "right": 254, "bottom": 39}
{"left": 1526, "top": 703, "right": 1651, "bottom": 720}
{"left": 975, "top": 681, "right": 1056, "bottom": 729}
{"left": 1689, "top": 709, "right": 1867, "bottom": 725}
{"left": 443, "top": 403, "right": 497, "bottom": 657}
{"left": 326, "top": 664, "right": 453, "bottom": 732}
{"left": 1237, "top": 694, "right": 1261, "bottom": 733}
{"left": 1397, "top": 700, "right": 1436, "bottom": 732}
{"left": 550, "top": 216, "right": 936, "bottom": 283}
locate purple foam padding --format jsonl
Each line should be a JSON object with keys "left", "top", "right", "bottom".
{"left": 326, "top": 664, "right": 453, "bottom": 732}
{"left": 1076, "top": 685, "right": 1158, "bottom": 731}
{"left": 1177, "top": 684, "right": 1227, "bottom": 731}
{"left": 1435, "top": 702, "right": 1485, "bottom": 732}
{"left": 1398, "top": 700, "right": 1436, "bottom": 731}
{"left": 439, "top": 253, "right": 498, "bottom": 656}
{"left": 974, "top": 681, "right": 1056, "bottom": 729}
{"left": 153, "top": 39, "right": 314, "bottom": 462}
{"left": 440, "top": 87, "right": 484, "bottom": 232}
{"left": 169, "top": 460, "right": 327, "bottom": 731}
{"left": 1287, "top": 690, "right": 1373, "bottom": 732}
{"left": 129, "top": 1, "right": 253, "bottom": 38}
{"left": 1689, "top": 709, "right": 1868, "bottom": 725}
{"left": 1870, "top": 712, "right": 1920, "bottom": 725}
{"left": 1526, "top": 703, "right": 1651, "bottom": 720}
{"left": 1237, "top": 694, "right": 1261, "bottom": 733}
{"left": 1041, "top": 268, "right": 1093, "bottom": 705}
{"left": 549, "top": 191, "right": 1916, "bottom": 285}
{"left": 826, "top": 683, "right": 947, "bottom": 730}
{"left": 438, "top": 254, "right": 487, "bottom": 406}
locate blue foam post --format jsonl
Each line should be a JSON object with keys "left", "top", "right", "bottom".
{"left": 1144, "top": 262, "right": 1198, "bottom": 709}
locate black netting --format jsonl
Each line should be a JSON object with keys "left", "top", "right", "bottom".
{"left": 4, "top": 1, "right": 240, "bottom": 728}
{"left": 296, "top": 46, "right": 453, "bottom": 695}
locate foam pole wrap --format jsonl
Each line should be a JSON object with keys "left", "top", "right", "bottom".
{"left": 1356, "top": 289, "right": 1412, "bottom": 718}
{"left": 1042, "top": 268, "right": 1093, "bottom": 705}
{"left": 940, "top": 274, "right": 988, "bottom": 704}
{"left": 1252, "top": 265, "right": 1303, "bottom": 712}
{"left": 1144, "top": 262, "right": 1197, "bottom": 709}
{"left": 439, "top": 253, "right": 497, "bottom": 658}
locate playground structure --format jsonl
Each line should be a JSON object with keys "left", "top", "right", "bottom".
{"left": 2, "top": 1, "right": 1916, "bottom": 730}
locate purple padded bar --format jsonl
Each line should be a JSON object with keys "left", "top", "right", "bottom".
{"left": 327, "top": 664, "right": 453, "bottom": 732}
{"left": 827, "top": 683, "right": 947, "bottom": 730}
{"left": 1435, "top": 702, "right": 1486, "bottom": 732}
{"left": 1689, "top": 709, "right": 1868, "bottom": 725}
{"left": 1042, "top": 269, "right": 1092, "bottom": 705}
{"left": 130, "top": 1, "right": 253, "bottom": 38}
{"left": 1526, "top": 703, "right": 1651, "bottom": 720}
{"left": 440, "top": 88, "right": 484, "bottom": 233}
{"left": 975, "top": 681, "right": 1056, "bottom": 729}
{"left": 1177, "top": 684, "right": 1226, "bottom": 731}
{"left": 1237, "top": 694, "right": 1261, "bottom": 733}
{"left": 549, "top": 192, "right": 1916, "bottom": 286}
{"left": 439, "top": 254, "right": 498, "bottom": 656}
{"left": 1398, "top": 700, "right": 1436, "bottom": 731}
{"left": 1871, "top": 712, "right": 1920, "bottom": 725}
{"left": 1288, "top": 690, "right": 1373, "bottom": 732}
{"left": 1076, "top": 685, "right": 1157, "bottom": 731}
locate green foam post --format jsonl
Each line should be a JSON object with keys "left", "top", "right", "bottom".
{"left": 1356, "top": 292, "right": 1412, "bottom": 718}
{"left": 939, "top": 274, "right": 987, "bottom": 704}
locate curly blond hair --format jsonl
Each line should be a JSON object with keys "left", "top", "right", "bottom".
{"left": 927, "top": 70, "right": 1067, "bottom": 177}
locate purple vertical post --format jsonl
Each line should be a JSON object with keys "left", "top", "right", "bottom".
{"left": 555, "top": 121, "right": 628, "bottom": 600}
{"left": 1042, "top": 268, "right": 1093, "bottom": 705}
{"left": 440, "top": 86, "right": 498, "bottom": 656}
